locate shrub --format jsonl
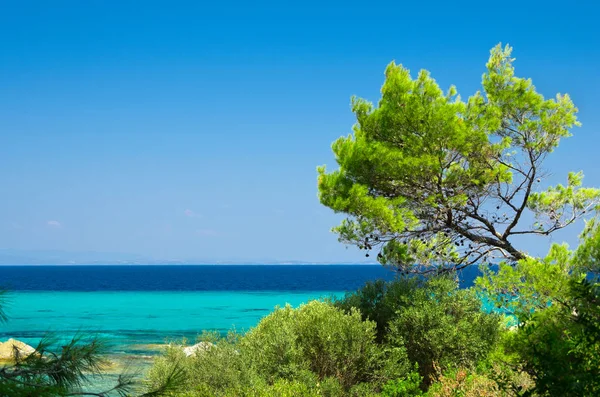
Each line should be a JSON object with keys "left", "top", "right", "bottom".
{"left": 505, "top": 278, "right": 600, "bottom": 396}
{"left": 264, "top": 374, "right": 344, "bottom": 397}
{"left": 426, "top": 368, "right": 502, "bottom": 397}
{"left": 386, "top": 277, "right": 501, "bottom": 384}
{"left": 242, "top": 300, "right": 410, "bottom": 390}
{"left": 335, "top": 278, "right": 421, "bottom": 342}
{"left": 381, "top": 370, "right": 423, "bottom": 396}
{"left": 347, "top": 382, "right": 381, "bottom": 397}
{"left": 474, "top": 341, "right": 535, "bottom": 396}
{"left": 335, "top": 276, "right": 501, "bottom": 387}
{"left": 239, "top": 304, "right": 309, "bottom": 382}
{"left": 146, "top": 301, "right": 411, "bottom": 395}
{"left": 145, "top": 332, "right": 263, "bottom": 396}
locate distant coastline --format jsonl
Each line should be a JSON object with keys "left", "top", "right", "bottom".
{"left": 0, "top": 249, "right": 377, "bottom": 266}
{"left": 0, "top": 262, "right": 381, "bottom": 266}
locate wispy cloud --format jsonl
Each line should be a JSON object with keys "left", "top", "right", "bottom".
{"left": 47, "top": 220, "right": 62, "bottom": 228}
{"left": 184, "top": 209, "right": 201, "bottom": 218}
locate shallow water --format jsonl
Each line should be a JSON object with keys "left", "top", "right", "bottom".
{"left": 1, "top": 290, "right": 343, "bottom": 353}
{"left": 0, "top": 289, "right": 344, "bottom": 394}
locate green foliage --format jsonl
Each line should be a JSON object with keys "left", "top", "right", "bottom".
{"left": 239, "top": 304, "right": 308, "bottom": 382}
{"left": 475, "top": 219, "right": 600, "bottom": 395}
{"left": 334, "top": 278, "right": 421, "bottom": 342}
{"left": 336, "top": 276, "right": 501, "bottom": 385}
{"left": 476, "top": 219, "right": 599, "bottom": 320}
{"left": 145, "top": 332, "right": 260, "bottom": 396}
{"left": 318, "top": 43, "right": 599, "bottom": 273}
{"left": 474, "top": 342, "right": 535, "bottom": 396}
{"left": 381, "top": 370, "right": 423, "bottom": 396}
{"left": 477, "top": 243, "right": 576, "bottom": 319}
{"left": 268, "top": 375, "right": 338, "bottom": 397}
{"left": 0, "top": 334, "right": 135, "bottom": 397}
{"left": 146, "top": 300, "right": 411, "bottom": 396}
{"left": 504, "top": 278, "right": 600, "bottom": 396}
{"left": 527, "top": 171, "right": 600, "bottom": 234}
{"left": 242, "top": 300, "right": 410, "bottom": 390}
{"left": 573, "top": 217, "right": 600, "bottom": 272}
{"left": 347, "top": 382, "right": 381, "bottom": 397}
{"left": 425, "top": 368, "right": 504, "bottom": 397}
{"left": 386, "top": 278, "right": 501, "bottom": 384}
{"left": 144, "top": 268, "right": 599, "bottom": 396}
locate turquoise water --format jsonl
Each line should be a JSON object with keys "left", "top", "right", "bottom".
{"left": 1, "top": 290, "right": 343, "bottom": 393}
{"left": 1, "top": 290, "right": 341, "bottom": 352}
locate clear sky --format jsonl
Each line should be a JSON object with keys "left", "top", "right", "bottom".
{"left": 1, "top": 0, "right": 599, "bottom": 263}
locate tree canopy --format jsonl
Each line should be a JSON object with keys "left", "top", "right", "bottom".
{"left": 318, "top": 44, "right": 600, "bottom": 273}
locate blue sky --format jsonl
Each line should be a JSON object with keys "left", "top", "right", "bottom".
{"left": 1, "top": 0, "right": 599, "bottom": 263}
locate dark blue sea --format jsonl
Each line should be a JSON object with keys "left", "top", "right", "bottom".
{"left": 0, "top": 264, "right": 397, "bottom": 291}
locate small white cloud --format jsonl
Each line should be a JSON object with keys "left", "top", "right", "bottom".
{"left": 196, "top": 229, "right": 218, "bottom": 237}
{"left": 47, "top": 220, "right": 62, "bottom": 228}
{"left": 184, "top": 209, "right": 201, "bottom": 218}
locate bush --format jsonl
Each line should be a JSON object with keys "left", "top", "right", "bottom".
{"left": 336, "top": 276, "right": 501, "bottom": 386}
{"left": 145, "top": 332, "right": 263, "bottom": 396}
{"left": 505, "top": 278, "right": 600, "bottom": 396}
{"left": 386, "top": 277, "right": 501, "bottom": 384}
{"left": 146, "top": 300, "right": 411, "bottom": 395}
{"left": 146, "top": 277, "right": 506, "bottom": 395}
{"left": 238, "top": 304, "right": 308, "bottom": 382}
{"left": 335, "top": 278, "right": 421, "bottom": 343}
{"left": 347, "top": 382, "right": 381, "bottom": 397}
{"left": 380, "top": 370, "right": 423, "bottom": 396}
{"left": 426, "top": 368, "right": 502, "bottom": 397}
{"left": 242, "top": 300, "right": 410, "bottom": 390}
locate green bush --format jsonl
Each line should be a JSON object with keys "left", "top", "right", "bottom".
{"left": 242, "top": 300, "right": 410, "bottom": 390}
{"left": 146, "top": 301, "right": 411, "bottom": 395}
{"left": 425, "top": 368, "right": 502, "bottom": 397}
{"left": 239, "top": 304, "right": 309, "bottom": 382}
{"left": 263, "top": 374, "right": 344, "bottom": 397}
{"left": 336, "top": 276, "right": 501, "bottom": 386}
{"left": 145, "top": 332, "right": 264, "bottom": 396}
{"left": 381, "top": 370, "right": 423, "bottom": 396}
{"left": 386, "top": 277, "right": 501, "bottom": 384}
{"left": 335, "top": 278, "right": 421, "bottom": 342}
{"left": 477, "top": 222, "right": 600, "bottom": 396}
{"left": 505, "top": 278, "right": 600, "bottom": 396}
{"left": 145, "top": 277, "right": 506, "bottom": 395}
{"left": 347, "top": 382, "right": 381, "bottom": 397}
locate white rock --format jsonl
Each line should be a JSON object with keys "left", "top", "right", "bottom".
{"left": 0, "top": 338, "right": 36, "bottom": 360}
{"left": 183, "top": 342, "right": 215, "bottom": 357}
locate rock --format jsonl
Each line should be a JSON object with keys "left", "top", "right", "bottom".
{"left": 0, "top": 338, "right": 36, "bottom": 361}
{"left": 183, "top": 342, "right": 215, "bottom": 357}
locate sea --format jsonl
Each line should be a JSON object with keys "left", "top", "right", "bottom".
{"left": 0, "top": 264, "right": 480, "bottom": 392}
